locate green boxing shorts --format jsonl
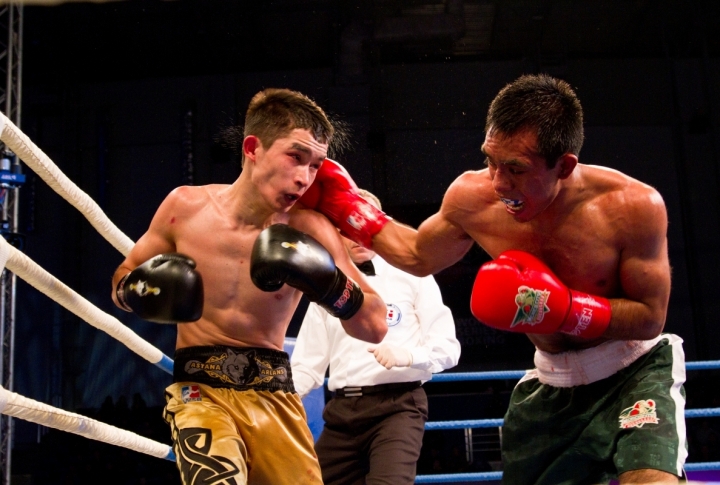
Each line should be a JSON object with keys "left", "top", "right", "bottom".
{"left": 501, "top": 334, "right": 687, "bottom": 484}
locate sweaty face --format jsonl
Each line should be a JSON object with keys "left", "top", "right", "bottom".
{"left": 251, "top": 128, "right": 328, "bottom": 212}
{"left": 482, "top": 128, "right": 563, "bottom": 222}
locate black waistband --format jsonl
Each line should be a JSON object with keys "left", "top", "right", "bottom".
{"left": 334, "top": 381, "right": 422, "bottom": 397}
{"left": 174, "top": 345, "right": 294, "bottom": 393}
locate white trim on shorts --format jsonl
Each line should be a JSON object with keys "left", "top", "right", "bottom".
{"left": 667, "top": 334, "right": 688, "bottom": 475}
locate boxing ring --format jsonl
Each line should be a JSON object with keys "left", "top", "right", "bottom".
{"left": 0, "top": 109, "right": 719, "bottom": 483}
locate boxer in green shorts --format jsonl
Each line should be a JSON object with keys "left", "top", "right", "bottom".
{"left": 304, "top": 74, "right": 687, "bottom": 483}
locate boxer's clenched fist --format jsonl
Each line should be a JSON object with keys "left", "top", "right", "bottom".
{"left": 116, "top": 253, "right": 204, "bottom": 323}
{"left": 251, "top": 224, "right": 364, "bottom": 320}
{"left": 471, "top": 250, "right": 611, "bottom": 339}
{"left": 299, "top": 159, "right": 390, "bottom": 249}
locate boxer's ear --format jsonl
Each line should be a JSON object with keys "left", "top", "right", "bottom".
{"left": 556, "top": 153, "right": 578, "bottom": 180}
{"left": 243, "top": 136, "right": 260, "bottom": 164}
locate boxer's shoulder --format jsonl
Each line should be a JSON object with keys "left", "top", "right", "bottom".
{"left": 443, "top": 169, "right": 496, "bottom": 212}
{"left": 150, "top": 185, "right": 216, "bottom": 229}
{"left": 161, "top": 184, "right": 219, "bottom": 214}
{"left": 168, "top": 183, "right": 219, "bottom": 200}
{"left": 577, "top": 165, "right": 666, "bottom": 217}
{"left": 582, "top": 165, "right": 663, "bottom": 198}
{"left": 286, "top": 206, "right": 341, "bottom": 246}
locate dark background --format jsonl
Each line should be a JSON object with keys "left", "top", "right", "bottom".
{"left": 6, "top": 0, "right": 720, "bottom": 481}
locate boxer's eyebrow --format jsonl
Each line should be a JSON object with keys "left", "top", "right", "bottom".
{"left": 290, "top": 143, "right": 312, "bottom": 155}
{"left": 501, "top": 159, "right": 527, "bottom": 168}
{"left": 482, "top": 154, "right": 527, "bottom": 169}
{"left": 291, "top": 143, "right": 326, "bottom": 162}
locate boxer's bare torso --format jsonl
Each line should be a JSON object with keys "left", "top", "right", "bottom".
{"left": 448, "top": 165, "right": 668, "bottom": 352}
{"left": 117, "top": 185, "right": 362, "bottom": 350}
{"left": 375, "top": 129, "right": 670, "bottom": 354}
{"left": 113, "top": 128, "right": 387, "bottom": 351}
{"left": 141, "top": 184, "right": 331, "bottom": 350}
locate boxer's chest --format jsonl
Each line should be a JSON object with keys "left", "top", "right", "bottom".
{"left": 473, "top": 215, "right": 621, "bottom": 297}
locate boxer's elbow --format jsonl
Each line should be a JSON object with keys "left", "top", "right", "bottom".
{"left": 643, "top": 319, "right": 667, "bottom": 340}
{"left": 636, "top": 310, "right": 667, "bottom": 340}
{"left": 366, "top": 321, "right": 388, "bottom": 344}
{"left": 361, "top": 329, "right": 387, "bottom": 345}
{"left": 342, "top": 300, "right": 388, "bottom": 343}
{"left": 610, "top": 298, "right": 667, "bottom": 340}
{"left": 366, "top": 296, "right": 389, "bottom": 342}
{"left": 341, "top": 319, "right": 387, "bottom": 344}
{"left": 650, "top": 298, "right": 670, "bottom": 334}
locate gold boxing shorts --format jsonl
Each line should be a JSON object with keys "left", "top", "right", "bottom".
{"left": 163, "top": 345, "right": 322, "bottom": 485}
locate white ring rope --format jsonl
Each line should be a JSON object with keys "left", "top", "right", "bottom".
{"left": 0, "top": 110, "right": 134, "bottom": 256}
{"left": 0, "top": 236, "right": 166, "bottom": 368}
{"left": 0, "top": 385, "right": 173, "bottom": 460}
{"left": 0, "top": 111, "right": 179, "bottom": 463}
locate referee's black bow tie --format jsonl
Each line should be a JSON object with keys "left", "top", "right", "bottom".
{"left": 356, "top": 260, "right": 375, "bottom": 276}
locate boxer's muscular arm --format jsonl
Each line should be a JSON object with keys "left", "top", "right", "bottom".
{"left": 373, "top": 214, "right": 473, "bottom": 277}
{"left": 293, "top": 212, "right": 388, "bottom": 343}
{"left": 301, "top": 159, "right": 473, "bottom": 276}
{"left": 373, "top": 181, "right": 475, "bottom": 277}
{"left": 111, "top": 189, "right": 180, "bottom": 308}
{"left": 605, "top": 187, "right": 671, "bottom": 340}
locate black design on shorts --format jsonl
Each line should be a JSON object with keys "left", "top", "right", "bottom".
{"left": 184, "top": 348, "right": 288, "bottom": 386}
{"left": 176, "top": 427, "right": 240, "bottom": 485}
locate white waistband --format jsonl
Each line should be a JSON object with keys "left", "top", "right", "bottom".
{"left": 523, "top": 335, "right": 666, "bottom": 388}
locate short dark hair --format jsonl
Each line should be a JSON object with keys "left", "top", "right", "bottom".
{"left": 219, "top": 88, "right": 335, "bottom": 166}
{"left": 485, "top": 74, "right": 584, "bottom": 168}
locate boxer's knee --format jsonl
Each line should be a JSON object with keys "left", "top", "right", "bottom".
{"left": 618, "top": 468, "right": 679, "bottom": 484}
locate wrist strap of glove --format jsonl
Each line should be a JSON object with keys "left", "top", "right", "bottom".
{"left": 116, "top": 273, "right": 132, "bottom": 312}
{"left": 317, "top": 274, "right": 364, "bottom": 320}
{"left": 560, "top": 290, "right": 612, "bottom": 339}
{"left": 340, "top": 202, "right": 391, "bottom": 249}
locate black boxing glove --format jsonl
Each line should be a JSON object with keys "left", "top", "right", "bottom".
{"left": 116, "top": 253, "right": 204, "bottom": 323}
{"left": 250, "top": 224, "right": 364, "bottom": 320}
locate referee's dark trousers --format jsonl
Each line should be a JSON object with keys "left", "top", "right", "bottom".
{"left": 315, "top": 381, "right": 428, "bottom": 485}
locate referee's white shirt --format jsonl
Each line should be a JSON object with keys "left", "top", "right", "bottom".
{"left": 291, "top": 255, "right": 461, "bottom": 398}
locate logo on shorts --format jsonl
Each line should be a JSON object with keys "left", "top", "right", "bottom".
{"left": 386, "top": 303, "right": 402, "bottom": 327}
{"left": 511, "top": 286, "right": 550, "bottom": 328}
{"left": 619, "top": 399, "right": 660, "bottom": 429}
{"left": 181, "top": 385, "right": 202, "bottom": 403}
{"left": 184, "top": 348, "right": 288, "bottom": 387}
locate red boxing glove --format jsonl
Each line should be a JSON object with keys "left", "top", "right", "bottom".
{"left": 470, "top": 250, "right": 611, "bottom": 339}
{"left": 299, "top": 159, "right": 390, "bottom": 248}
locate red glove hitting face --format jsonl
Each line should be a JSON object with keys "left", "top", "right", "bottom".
{"left": 299, "top": 159, "right": 391, "bottom": 249}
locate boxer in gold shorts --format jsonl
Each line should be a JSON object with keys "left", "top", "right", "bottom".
{"left": 111, "top": 88, "right": 388, "bottom": 485}
{"left": 164, "top": 346, "right": 319, "bottom": 485}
